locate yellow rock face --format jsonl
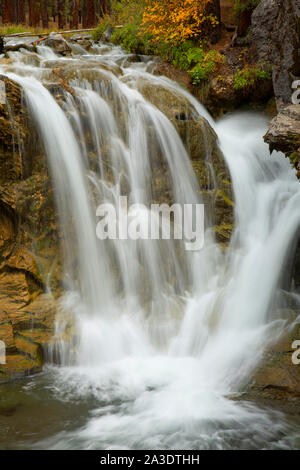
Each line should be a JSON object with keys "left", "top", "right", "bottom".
{"left": 0, "top": 294, "right": 57, "bottom": 383}
{"left": 0, "top": 77, "right": 62, "bottom": 383}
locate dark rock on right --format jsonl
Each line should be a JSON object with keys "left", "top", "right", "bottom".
{"left": 252, "top": 0, "right": 300, "bottom": 111}
{"left": 264, "top": 104, "right": 300, "bottom": 179}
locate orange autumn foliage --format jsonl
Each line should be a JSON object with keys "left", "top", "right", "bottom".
{"left": 142, "top": 0, "right": 219, "bottom": 44}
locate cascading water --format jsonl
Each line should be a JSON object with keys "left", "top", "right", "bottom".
{"left": 1, "top": 36, "right": 300, "bottom": 450}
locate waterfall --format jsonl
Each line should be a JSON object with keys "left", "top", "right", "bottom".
{"left": 1, "top": 39, "right": 300, "bottom": 449}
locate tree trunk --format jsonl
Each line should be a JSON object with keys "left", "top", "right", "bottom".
{"left": 86, "top": 0, "right": 96, "bottom": 27}
{"left": 41, "top": 0, "right": 49, "bottom": 28}
{"left": 81, "top": 0, "right": 87, "bottom": 27}
{"left": 28, "top": 0, "right": 40, "bottom": 27}
{"left": 2, "top": 0, "right": 13, "bottom": 24}
{"left": 101, "top": 0, "right": 107, "bottom": 15}
{"left": 205, "top": 0, "right": 221, "bottom": 44}
{"left": 34, "top": 0, "right": 40, "bottom": 27}
{"left": 70, "top": 0, "right": 79, "bottom": 28}
{"left": 52, "top": 1, "right": 57, "bottom": 22}
{"left": 11, "top": 0, "right": 17, "bottom": 23}
{"left": 18, "top": 0, "right": 26, "bottom": 23}
{"left": 237, "top": 0, "right": 254, "bottom": 37}
{"left": 58, "top": 0, "right": 66, "bottom": 29}
{"left": 28, "top": 0, "right": 34, "bottom": 26}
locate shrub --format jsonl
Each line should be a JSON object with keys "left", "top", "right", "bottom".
{"left": 111, "top": 23, "right": 156, "bottom": 54}
{"left": 168, "top": 42, "right": 204, "bottom": 70}
{"left": 142, "top": 0, "right": 219, "bottom": 45}
{"left": 233, "top": 66, "right": 271, "bottom": 90}
{"left": 189, "top": 49, "right": 225, "bottom": 85}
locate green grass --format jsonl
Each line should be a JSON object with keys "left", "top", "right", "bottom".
{"left": 0, "top": 24, "right": 56, "bottom": 36}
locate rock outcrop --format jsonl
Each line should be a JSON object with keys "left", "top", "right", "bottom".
{"left": 0, "top": 76, "right": 62, "bottom": 383}
{"left": 252, "top": 0, "right": 300, "bottom": 111}
{"left": 248, "top": 313, "right": 300, "bottom": 403}
{"left": 39, "top": 33, "right": 71, "bottom": 56}
{"left": 154, "top": 59, "right": 273, "bottom": 120}
{"left": 264, "top": 104, "right": 300, "bottom": 179}
{"left": 130, "top": 77, "right": 234, "bottom": 243}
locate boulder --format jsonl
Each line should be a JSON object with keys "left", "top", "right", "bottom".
{"left": 4, "top": 41, "right": 36, "bottom": 53}
{"left": 251, "top": 0, "right": 300, "bottom": 110}
{"left": 41, "top": 33, "right": 71, "bottom": 56}
{"left": 264, "top": 104, "right": 300, "bottom": 179}
{"left": 101, "top": 26, "right": 115, "bottom": 43}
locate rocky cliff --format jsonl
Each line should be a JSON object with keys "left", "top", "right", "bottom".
{"left": 252, "top": 0, "right": 300, "bottom": 111}
{"left": 0, "top": 76, "right": 61, "bottom": 383}
{"left": 247, "top": 1, "right": 300, "bottom": 404}
{"left": 265, "top": 104, "right": 300, "bottom": 179}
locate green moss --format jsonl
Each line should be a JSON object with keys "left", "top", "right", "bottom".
{"left": 289, "top": 151, "right": 300, "bottom": 165}
{"left": 233, "top": 67, "right": 272, "bottom": 90}
{"left": 167, "top": 42, "right": 204, "bottom": 70}
{"left": 216, "top": 189, "right": 235, "bottom": 207}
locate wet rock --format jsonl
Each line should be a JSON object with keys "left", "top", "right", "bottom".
{"left": 101, "top": 26, "right": 115, "bottom": 43}
{"left": 42, "top": 33, "right": 71, "bottom": 56}
{"left": 206, "top": 74, "right": 273, "bottom": 117}
{"left": 248, "top": 318, "right": 300, "bottom": 401}
{"left": 0, "top": 76, "right": 62, "bottom": 382}
{"left": 132, "top": 77, "right": 234, "bottom": 242}
{"left": 70, "top": 34, "right": 85, "bottom": 41}
{"left": 264, "top": 104, "right": 300, "bottom": 179}
{"left": 154, "top": 60, "right": 272, "bottom": 119}
{"left": 4, "top": 42, "right": 36, "bottom": 53}
{"left": 50, "top": 61, "right": 122, "bottom": 83}
{"left": 251, "top": 0, "right": 300, "bottom": 110}
{"left": 132, "top": 76, "right": 194, "bottom": 123}
{"left": 0, "top": 394, "right": 21, "bottom": 416}
{"left": 0, "top": 294, "right": 58, "bottom": 383}
{"left": 0, "top": 354, "right": 42, "bottom": 382}
{"left": 77, "top": 39, "right": 92, "bottom": 48}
